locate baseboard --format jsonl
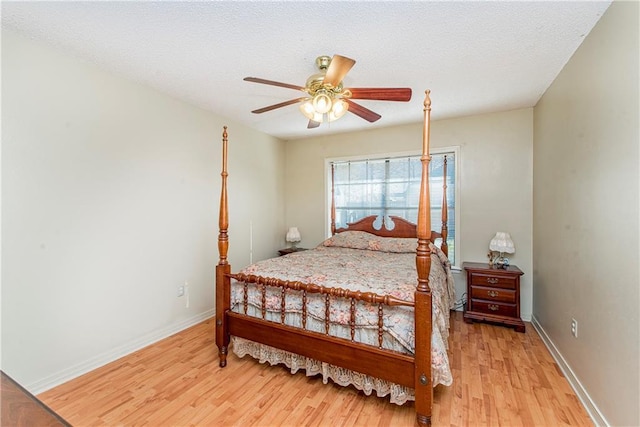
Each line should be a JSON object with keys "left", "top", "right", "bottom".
{"left": 28, "top": 309, "right": 215, "bottom": 395}
{"left": 530, "top": 315, "right": 609, "bottom": 427}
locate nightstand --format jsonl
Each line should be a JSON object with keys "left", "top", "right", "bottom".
{"left": 278, "top": 247, "right": 307, "bottom": 256}
{"left": 462, "top": 262, "right": 525, "bottom": 332}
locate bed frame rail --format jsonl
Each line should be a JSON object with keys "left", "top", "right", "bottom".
{"left": 227, "top": 313, "right": 416, "bottom": 387}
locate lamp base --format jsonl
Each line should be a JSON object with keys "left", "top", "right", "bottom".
{"left": 487, "top": 251, "right": 499, "bottom": 268}
{"left": 488, "top": 251, "right": 510, "bottom": 269}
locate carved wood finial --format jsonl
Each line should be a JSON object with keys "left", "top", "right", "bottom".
{"left": 218, "top": 126, "right": 229, "bottom": 266}
{"left": 417, "top": 91, "right": 433, "bottom": 293}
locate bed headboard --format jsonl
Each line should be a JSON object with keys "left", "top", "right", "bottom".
{"left": 334, "top": 214, "right": 446, "bottom": 255}
{"left": 335, "top": 215, "right": 416, "bottom": 238}
{"left": 330, "top": 144, "right": 449, "bottom": 258}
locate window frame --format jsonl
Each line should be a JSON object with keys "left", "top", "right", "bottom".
{"left": 325, "top": 147, "right": 461, "bottom": 268}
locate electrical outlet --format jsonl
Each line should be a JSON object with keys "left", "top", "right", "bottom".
{"left": 177, "top": 285, "right": 185, "bottom": 297}
{"left": 571, "top": 318, "right": 578, "bottom": 338}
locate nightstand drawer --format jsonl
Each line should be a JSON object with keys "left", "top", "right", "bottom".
{"left": 470, "top": 286, "right": 516, "bottom": 303}
{"left": 471, "top": 300, "right": 517, "bottom": 318}
{"left": 470, "top": 273, "right": 517, "bottom": 290}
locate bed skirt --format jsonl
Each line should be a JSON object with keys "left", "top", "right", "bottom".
{"left": 232, "top": 336, "right": 417, "bottom": 405}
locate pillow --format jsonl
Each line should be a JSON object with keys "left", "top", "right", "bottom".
{"left": 322, "top": 231, "right": 417, "bottom": 253}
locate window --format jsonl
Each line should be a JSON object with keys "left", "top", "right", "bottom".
{"left": 328, "top": 149, "right": 459, "bottom": 265}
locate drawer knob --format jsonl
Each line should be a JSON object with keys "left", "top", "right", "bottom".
{"left": 488, "top": 304, "right": 499, "bottom": 311}
{"left": 487, "top": 277, "right": 499, "bottom": 284}
{"left": 488, "top": 290, "right": 499, "bottom": 298}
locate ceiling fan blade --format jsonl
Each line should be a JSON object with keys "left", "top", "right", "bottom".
{"left": 244, "top": 77, "right": 306, "bottom": 91}
{"left": 322, "top": 55, "right": 356, "bottom": 88}
{"left": 348, "top": 88, "right": 412, "bottom": 102}
{"left": 345, "top": 99, "right": 382, "bottom": 123}
{"left": 251, "top": 97, "right": 307, "bottom": 114}
{"left": 307, "top": 120, "right": 321, "bottom": 129}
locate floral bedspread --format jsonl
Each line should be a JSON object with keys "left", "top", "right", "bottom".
{"left": 230, "top": 231, "right": 455, "bottom": 404}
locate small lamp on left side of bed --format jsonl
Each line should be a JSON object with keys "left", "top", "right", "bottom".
{"left": 286, "top": 227, "right": 301, "bottom": 249}
{"left": 488, "top": 232, "right": 515, "bottom": 268}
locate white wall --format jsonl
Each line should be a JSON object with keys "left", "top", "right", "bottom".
{"left": 1, "top": 30, "right": 285, "bottom": 391}
{"left": 532, "top": 1, "right": 639, "bottom": 425}
{"left": 284, "top": 108, "right": 533, "bottom": 319}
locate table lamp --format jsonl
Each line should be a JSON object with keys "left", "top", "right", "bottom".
{"left": 286, "top": 227, "right": 301, "bottom": 249}
{"left": 488, "top": 232, "right": 515, "bottom": 268}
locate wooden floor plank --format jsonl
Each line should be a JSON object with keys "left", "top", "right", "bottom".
{"left": 38, "top": 312, "right": 593, "bottom": 426}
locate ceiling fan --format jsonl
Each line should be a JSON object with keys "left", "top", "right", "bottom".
{"left": 244, "top": 54, "right": 412, "bottom": 129}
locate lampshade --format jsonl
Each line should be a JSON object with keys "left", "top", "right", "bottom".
{"left": 299, "top": 101, "right": 323, "bottom": 122}
{"left": 300, "top": 100, "right": 315, "bottom": 116}
{"left": 312, "top": 91, "right": 332, "bottom": 114}
{"left": 328, "top": 99, "right": 349, "bottom": 122}
{"left": 489, "top": 232, "right": 515, "bottom": 254}
{"left": 286, "top": 227, "right": 301, "bottom": 243}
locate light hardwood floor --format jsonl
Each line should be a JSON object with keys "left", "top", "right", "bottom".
{"left": 39, "top": 312, "right": 593, "bottom": 426}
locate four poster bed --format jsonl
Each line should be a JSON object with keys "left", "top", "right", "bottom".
{"left": 215, "top": 91, "right": 454, "bottom": 425}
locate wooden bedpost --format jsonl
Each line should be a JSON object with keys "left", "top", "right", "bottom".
{"left": 216, "top": 126, "right": 231, "bottom": 367}
{"left": 331, "top": 163, "right": 336, "bottom": 235}
{"left": 414, "top": 91, "right": 433, "bottom": 426}
{"left": 440, "top": 155, "right": 449, "bottom": 257}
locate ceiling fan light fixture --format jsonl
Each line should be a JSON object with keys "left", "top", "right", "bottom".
{"left": 299, "top": 101, "right": 323, "bottom": 122}
{"left": 312, "top": 91, "right": 333, "bottom": 114}
{"left": 245, "top": 55, "right": 411, "bottom": 128}
{"left": 301, "top": 100, "right": 314, "bottom": 114}
{"left": 328, "top": 99, "right": 349, "bottom": 122}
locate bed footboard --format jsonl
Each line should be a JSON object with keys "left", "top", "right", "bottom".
{"left": 227, "top": 273, "right": 417, "bottom": 386}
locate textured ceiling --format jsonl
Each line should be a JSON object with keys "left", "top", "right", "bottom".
{"left": 2, "top": 1, "right": 611, "bottom": 140}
